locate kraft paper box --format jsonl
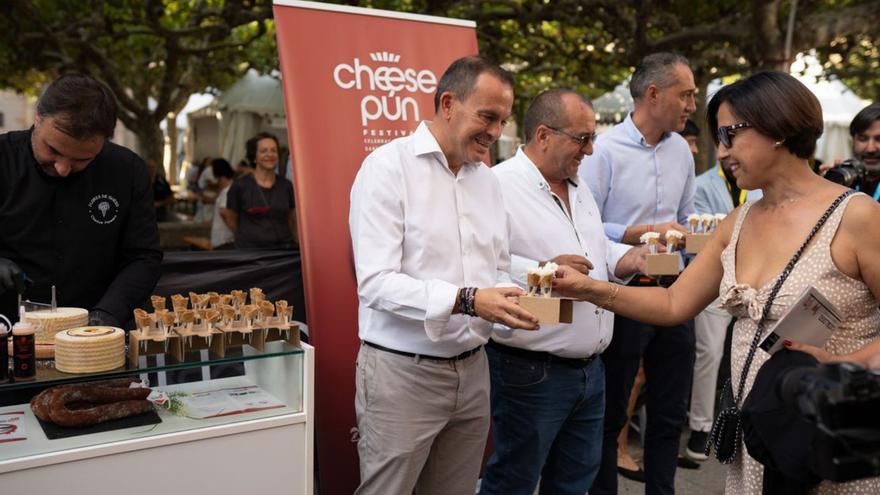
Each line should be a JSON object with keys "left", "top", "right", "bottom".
{"left": 645, "top": 253, "right": 681, "bottom": 276}
{"left": 686, "top": 233, "right": 711, "bottom": 254}
{"left": 518, "top": 295, "right": 573, "bottom": 325}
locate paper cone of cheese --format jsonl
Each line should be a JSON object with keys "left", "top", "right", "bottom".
{"left": 24, "top": 307, "right": 89, "bottom": 344}
{"left": 249, "top": 287, "right": 265, "bottom": 305}
{"left": 171, "top": 294, "right": 188, "bottom": 313}
{"left": 526, "top": 269, "right": 541, "bottom": 296}
{"left": 133, "top": 308, "right": 152, "bottom": 332}
{"left": 204, "top": 308, "right": 221, "bottom": 325}
{"left": 161, "top": 310, "right": 176, "bottom": 327}
{"left": 700, "top": 214, "right": 714, "bottom": 233}
{"left": 220, "top": 305, "right": 236, "bottom": 326}
{"left": 537, "top": 262, "right": 558, "bottom": 297}
{"left": 241, "top": 304, "right": 258, "bottom": 328}
{"left": 55, "top": 326, "right": 124, "bottom": 373}
{"left": 181, "top": 309, "right": 196, "bottom": 328}
{"left": 640, "top": 231, "right": 661, "bottom": 254}
{"left": 687, "top": 214, "right": 700, "bottom": 234}
{"left": 259, "top": 300, "right": 275, "bottom": 321}
{"left": 665, "top": 230, "right": 684, "bottom": 253}
{"left": 275, "top": 300, "right": 291, "bottom": 324}
{"left": 207, "top": 292, "right": 220, "bottom": 307}
{"left": 187, "top": 291, "right": 200, "bottom": 309}
{"left": 231, "top": 290, "right": 247, "bottom": 308}
{"left": 151, "top": 295, "right": 166, "bottom": 312}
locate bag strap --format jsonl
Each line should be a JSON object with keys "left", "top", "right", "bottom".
{"left": 734, "top": 190, "right": 855, "bottom": 402}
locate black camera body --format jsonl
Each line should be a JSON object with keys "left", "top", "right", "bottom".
{"left": 825, "top": 158, "right": 878, "bottom": 189}
{"left": 780, "top": 362, "right": 880, "bottom": 482}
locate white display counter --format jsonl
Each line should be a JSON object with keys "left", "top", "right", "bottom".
{"left": 0, "top": 341, "right": 314, "bottom": 495}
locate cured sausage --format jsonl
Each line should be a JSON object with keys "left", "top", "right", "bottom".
{"left": 48, "top": 397, "right": 153, "bottom": 427}
{"left": 30, "top": 378, "right": 152, "bottom": 427}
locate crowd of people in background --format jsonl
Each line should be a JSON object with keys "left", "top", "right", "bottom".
{"left": 149, "top": 131, "right": 297, "bottom": 250}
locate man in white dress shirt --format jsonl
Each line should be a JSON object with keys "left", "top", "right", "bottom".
{"left": 480, "top": 89, "right": 645, "bottom": 495}
{"left": 349, "top": 56, "right": 539, "bottom": 495}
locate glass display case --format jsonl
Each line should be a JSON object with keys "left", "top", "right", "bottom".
{"left": 0, "top": 341, "right": 314, "bottom": 495}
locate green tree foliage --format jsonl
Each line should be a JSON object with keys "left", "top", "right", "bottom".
{"left": 2, "top": 0, "right": 876, "bottom": 171}
{"left": 814, "top": 34, "right": 880, "bottom": 102}
{"left": 0, "top": 0, "right": 277, "bottom": 163}
{"left": 355, "top": 0, "right": 880, "bottom": 170}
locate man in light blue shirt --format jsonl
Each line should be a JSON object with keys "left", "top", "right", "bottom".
{"left": 580, "top": 52, "right": 696, "bottom": 495}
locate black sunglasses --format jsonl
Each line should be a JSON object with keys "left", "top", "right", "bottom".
{"left": 546, "top": 126, "right": 595, "bottom": 147}
{"left": 717, "top": 122, "right": 752, "bottom": 148}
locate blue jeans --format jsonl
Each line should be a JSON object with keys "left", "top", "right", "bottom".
{"left": 479, "top": 344, "right": 605, "bottom": 495}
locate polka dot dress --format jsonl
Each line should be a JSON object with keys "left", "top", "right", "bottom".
{"left": 718, "top": 195, "right": 880, "bottom": 495}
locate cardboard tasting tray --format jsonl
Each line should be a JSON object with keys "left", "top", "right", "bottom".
{"left": 518, "top": 295, "right": 573, "bottom": 325}
{"left": 645, "top": 253, "right": 681, "bottom": 276}
{"left": 686, "top": 233, "right": 710, "bottom": 254}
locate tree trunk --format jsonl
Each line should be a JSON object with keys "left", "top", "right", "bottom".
{"left": 165, "top": 114, "right": 178, "bottom": 184}
{"left": 133, "top": 121, "right": 164, "bottom": 168}
{"left": 752, "top": 0, "right": 789, "bottom": 71}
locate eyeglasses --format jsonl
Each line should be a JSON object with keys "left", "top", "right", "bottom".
{"left": 546, "top": 126, "right": 595, "bottom": 147}
{"left": 717, "top": 122, "right": 752, "bottom": 148}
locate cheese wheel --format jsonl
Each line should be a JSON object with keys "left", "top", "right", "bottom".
{"left": 54, "top": 326, "right": 125, "bottom": 374}
{"left": 25, "top": 308, "right": 89, "bottom": 344}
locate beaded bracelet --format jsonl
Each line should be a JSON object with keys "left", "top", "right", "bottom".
{"left": 458, "top": 287, "right": 478, "bottom": 317}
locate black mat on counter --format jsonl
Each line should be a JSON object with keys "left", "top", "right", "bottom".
{"left": 38, "top": 410, "right": 161, "bottom": 440}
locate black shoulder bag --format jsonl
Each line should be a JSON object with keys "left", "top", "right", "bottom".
{"left": 705, "top": 190, "right": 854, "bottom": 464}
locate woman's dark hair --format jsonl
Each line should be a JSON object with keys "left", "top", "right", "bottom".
{"left": 707, "top": 71, "right": 823, "bottom": 159}
{"left": 849, "top": 103, "right": 880, "bottom": 137}
{"left": 36, "top": 73, "right": 118, "bottom": 139}
{"left": 245, "top": 132, "right": 279, "bottom": 166}
{"left": 680, "top": 119, "right": 699, "bottom": 138}
{"left": 211, "top": 158, "right": 235, "bottom": 179}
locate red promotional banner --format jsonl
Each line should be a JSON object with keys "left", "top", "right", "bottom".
{"left": 272, "top": 2, "right": 478, "bottom": 493}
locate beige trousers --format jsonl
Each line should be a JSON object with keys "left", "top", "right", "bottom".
{"left": 354, "top": 343, "right": 490, "bottom": 495}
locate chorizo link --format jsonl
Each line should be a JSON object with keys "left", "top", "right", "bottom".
{"left": 30, "top": 378, "right": 144, "bottom": 422}
{"left": 46, "top": 387, "right": 152, "bottom": 427}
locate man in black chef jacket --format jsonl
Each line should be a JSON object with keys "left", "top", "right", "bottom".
{"left": 0, "top": 73, "right": 162, "bottom": 327}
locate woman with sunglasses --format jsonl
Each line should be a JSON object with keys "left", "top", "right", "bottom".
{"left": 222, "top": 132, "right": 297, "bottom": 249}
{"left": 554, "top": 71, "right": 880, "bottom": 494}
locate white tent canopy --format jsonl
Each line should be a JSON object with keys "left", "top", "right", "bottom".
{"left": 804, "top": 78, "right": 870, "bottom": 163}
{"left": 186, "top": 70, "right": 288, "bottom": 168}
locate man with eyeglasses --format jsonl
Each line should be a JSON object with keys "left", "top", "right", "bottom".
{"left": 0, "top": 73, "right": 162, "bottom": 328}
{"left": 580, "top": 52, "right": 696, "bottom": 495}
{"left": 479, "top": 89, "right": 647, "bottom": 495}
{"left": 349, "top": 56, "right": 539, "bottom": 495}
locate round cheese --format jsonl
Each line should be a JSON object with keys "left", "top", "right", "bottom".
{"left": 25, "top": 308, "right": 89, "bottom": 344}
{"left": 54, "top": 326, "right": 125, "bottom": 374}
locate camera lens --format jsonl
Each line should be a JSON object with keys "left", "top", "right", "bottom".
{"left": 825, "top": 166, "right": 858, "bottom": 187}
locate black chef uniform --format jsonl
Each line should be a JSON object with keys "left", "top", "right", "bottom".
{"left": 0, "top": 129, "right": 163, "bottom": 326}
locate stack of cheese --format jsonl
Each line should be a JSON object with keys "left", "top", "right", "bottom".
{"left": 25, "top": 307, "right": 89, "bottom": 344}
{"left": 54, "top": 326, "right": 125, "bottom": 373}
